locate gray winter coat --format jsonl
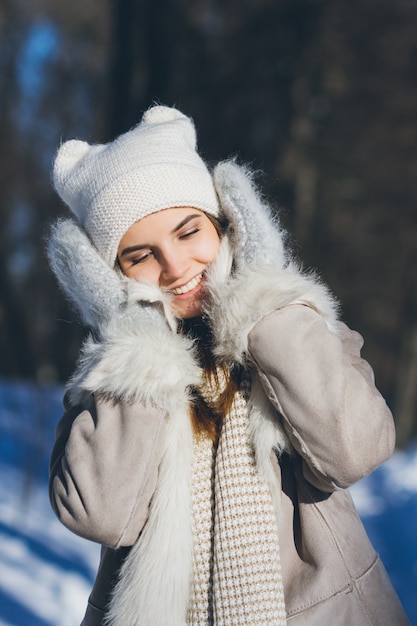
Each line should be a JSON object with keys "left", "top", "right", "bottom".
{"left": 50, "top": 305, "right": 409, "bottom": 625}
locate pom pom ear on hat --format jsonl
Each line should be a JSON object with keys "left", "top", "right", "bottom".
{"left": 142, "top": 105, "right": 186, "bottom": 123}
{"left": 53, "top": 140, "right": 106, "bottom": 224}
{"left": 52, "top": 105, "right": 220, "bottom": 266}
{"left": 140, "top": 106, "right": 198, "bottom": 152}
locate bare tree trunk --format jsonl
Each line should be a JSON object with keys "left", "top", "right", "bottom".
{"left": 108, "top": 0, "right": 176, "bottom": 137}
{"left": 395, "top": 326, "right": 417, "bottom": 447}
{"left": 0, "top": 252, "right": 37, "bottom": 378}
{"left": 108, "top": 0, "right": 136, "bottom": 136}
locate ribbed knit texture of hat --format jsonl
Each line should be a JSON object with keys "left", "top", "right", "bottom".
{"left": 52, "top": 105, "right": 220, "bottom": 266}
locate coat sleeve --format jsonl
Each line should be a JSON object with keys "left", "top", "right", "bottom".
{"left": 247, "top": 304, "right": 396, "bottom": 492}
{"left": 49, "top": 393, "right": 166, "bottom": 548}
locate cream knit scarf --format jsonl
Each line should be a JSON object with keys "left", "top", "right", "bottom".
{"left": 187, "top": 371, "right": 287, "bottom": 625}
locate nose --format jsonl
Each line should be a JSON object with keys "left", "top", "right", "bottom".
{"left": 159, "top": 245, "right": 190, "bottom": 281}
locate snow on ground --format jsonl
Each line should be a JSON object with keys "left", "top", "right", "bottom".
{"left": 0, "top": 465, "right": 99, "bottom": 626}
{"left": 0, "top": 381, "right": 99, "bottom": 626}
{"left": 350, "top": 447, "right": 417, "bottom": 622}
{"left": 0, "top": 381, "right": 416, "bottom": 625}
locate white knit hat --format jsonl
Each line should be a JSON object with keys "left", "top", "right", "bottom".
{"left": 53, "top": 105, "right": 220, "bottom": 266}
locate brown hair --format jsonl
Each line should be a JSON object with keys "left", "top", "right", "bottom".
{"left": 182, "top": 318, "right": 241, "bottom": 441}
{"left": 182, "top": 212, "right": 237, "bottom": 440}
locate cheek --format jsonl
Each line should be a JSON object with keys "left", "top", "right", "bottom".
{"left": 124, "top": 263, "right": 159, "bottom": 283}
{"left": 196, "top": 234, "right": 220, "bottom": 263}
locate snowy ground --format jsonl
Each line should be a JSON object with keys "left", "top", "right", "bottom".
{"left": 0, "top": 381, "right": 416, "bottom": 625}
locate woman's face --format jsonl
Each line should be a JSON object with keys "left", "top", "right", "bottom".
{"left": 117, "top": 207, "right": 221, "bottom": 319}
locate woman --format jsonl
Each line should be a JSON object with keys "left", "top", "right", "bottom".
{"left": 48, "top": 105, "right": 409, "bottom": 625}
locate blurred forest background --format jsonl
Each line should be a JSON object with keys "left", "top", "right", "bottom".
{"left": 0, "top": 0, "right": 416, "bottom": 446}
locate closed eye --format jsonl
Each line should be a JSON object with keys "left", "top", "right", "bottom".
{"left": 129, "top": 250, "right": 153, "bottom": 265}
{"left": 179, "top": 227, "right": 200, "bottom": 240}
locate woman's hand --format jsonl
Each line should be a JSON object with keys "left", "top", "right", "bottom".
{"left": 205, "top": 161, "right": 338, "bottom": 365}
{"left": 212, "top": 160, "right": 288, "bottom": 273}
{"left": 47, "top": 218, "right": 199, "bottom": 405}
{"left": 48, "top": 218, "right": 176, "bottom": 332}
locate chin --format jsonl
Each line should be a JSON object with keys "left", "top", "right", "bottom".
{"left": 173, "top": 302, "right": 203, "bottom": 320}
{"left": 177, "top": 309, "right": 203, "bottom": 320}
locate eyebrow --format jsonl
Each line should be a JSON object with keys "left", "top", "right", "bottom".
{"left": 172, "top": 213, "right": 202, "bottom": 232}
{"left": 119, "top": 212, "right": 202, "bottom": 258}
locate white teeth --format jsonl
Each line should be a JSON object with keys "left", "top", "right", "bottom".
{"left": 171, "top": 272, "right": 203, "bottom": 295}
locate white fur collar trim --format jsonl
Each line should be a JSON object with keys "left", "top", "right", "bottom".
{"left": 206, "top": 259, "right": 339, "bottom": 365}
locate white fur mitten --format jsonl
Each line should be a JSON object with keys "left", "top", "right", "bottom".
{"left": 213, "top": 160, "right": 288, "bottom": 271}
{"left": 47, "top": 218, "right": 199, "bottom": 405}
{"left": 206, "top": 161, "right": 338, "bottom": 364}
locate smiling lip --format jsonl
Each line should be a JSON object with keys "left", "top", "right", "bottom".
{"left": 169, "top": 272, "right": 204, "bottom": 296}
